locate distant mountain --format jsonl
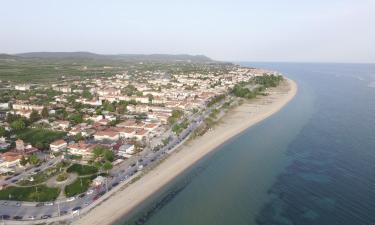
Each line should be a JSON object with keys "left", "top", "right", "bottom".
{"left": 14, "top": 52, "right": 214, "bottom": 63}
{"left": 0, "top": 53, "right": 21, "bottom": 60}
{"left": 16, "top": 51, "right": 105, "bottom": 59}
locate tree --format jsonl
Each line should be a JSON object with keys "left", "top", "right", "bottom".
{"left": 69, "top": 114, "right": 83, "bottom": 125}
{"left": 10, "top": 120, "right": 26, "bottom": 131}
{"left": 82, "top": 90, "right": 93, "bottom": 99}
{"left": 92, "top": 146, "right": 105, "bottom": 158}
{"left": 102, "top": 161, "right": 113, "bottom": 173}
{"left": 103, "top": 150, "right": 115, "bottom": 162}
{"left": 29, "top": 110, "right": 41, "bottom": 123}
{"left": 147, "top": 94, "right": 154, "bottom": 103}
{"left": 0, "top": 126, "right": 6, "bottom": 137}
{"left": 29, "top": 155, "right": 40, "bottom": 165}
{"left": 41, "top": 107, "right": 49, "bottom": 119}
{"left": 20, "top": 156, "right": 28, "bottom": 166}
{"left": 74, "top": 133, "right": 84, "bottom": 142}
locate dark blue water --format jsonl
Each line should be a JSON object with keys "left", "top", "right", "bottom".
{"left": 120, "top": 63, "right": 375, "bottom": 225}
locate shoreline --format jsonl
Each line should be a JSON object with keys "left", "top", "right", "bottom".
{"left": 73, "top": 78, "right": 298, "bottom": 225}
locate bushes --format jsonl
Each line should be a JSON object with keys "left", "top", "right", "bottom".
{"left": 0, "top": 185, "right": 60, "bottom": 202}
{"left": 67, "top": 164, "right": 98, "bottom": 175}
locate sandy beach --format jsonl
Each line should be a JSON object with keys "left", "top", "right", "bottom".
{"left": 73, "top": 78, "right": 297, "bottom": 225}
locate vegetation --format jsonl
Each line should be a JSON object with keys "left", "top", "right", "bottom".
{"left": 67, "top": 164, "right": 98, "bottom": 175}
{"left": 207, "top": 94, "right": 225, "bottom": 107}
{"left": 232, "top": 74, "right": 283, "bottom": 99}
{"left": 56, "top": 172, "right": 69, "bottom": 182}
{"left": 168, "top": 110, "right": 184, "bottom": 124}
{"left": 172, "top": 119, "right": 189, "bottom": 134}
{"left": 0, "top": 185, "right": 60, "bottom": 202}
{"left": 16, "top": 128, "right": 66, "bottom": 150}
{"left": 64, "top": 176, "right": 94, "bottom": 197}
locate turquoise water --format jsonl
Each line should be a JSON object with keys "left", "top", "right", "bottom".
{"left": 119, "top": 63, "right": 375, "bottom": 225}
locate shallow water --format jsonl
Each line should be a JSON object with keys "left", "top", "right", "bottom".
{"left": 119, "top": 63, "right": 375, "bottom": 225}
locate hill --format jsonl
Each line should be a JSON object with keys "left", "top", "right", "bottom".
{"left": 15, "top": 52, "right": 214, "bottom": 63}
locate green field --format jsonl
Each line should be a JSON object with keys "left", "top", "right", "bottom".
{"left": 0, "top": 185, "right": 60, "bottom": 202}
{"left": 67, "top": 164, "right": 98, "bottom": 176}
{"left": 64, "top": 176, "right": 95, "bottom": 197}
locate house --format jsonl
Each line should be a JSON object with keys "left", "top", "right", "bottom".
{"left": 93, "top": 130, "right": 119, "bottom": 142}
{"left": 134, "top": 128, "right": 149, "bottom": 141}
{"left": 114, "top": 127, "right": 135, "bottom": 139}
{"left": 117, "top": 144, "right": 135, "bottom": 157}
{"left": 0, "top": 151, "right": 22, "bottom": 168}
{"left": 67, "top": 141, "right": 96, "bottom": 159}
{"left": 92, "top": 176, "right": 106, "bottom": 186}
{"left": 50, "top": 139, "right": 67, "bottom": 152}
{"left": 14, "top": 84, "right": 30, "bottom": 91}
{"left": 0, "top": 137, "right": 10, "bottom": 150}
{"left": 54, "top": 120, "right": 70, "bottom": 130}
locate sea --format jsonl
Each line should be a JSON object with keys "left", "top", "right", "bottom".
{"left": 118, "top": 63, "right": 375, "bottom": 225}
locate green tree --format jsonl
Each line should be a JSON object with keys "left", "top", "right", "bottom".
{"left": 10, "top": 120, "right": 26, "bottom": 131}
{"left": 20, "top": 156, "right": 28, "bottom": 166}
{"left": 69, "top": 114, "right": 83, "bottom": 125}
{"left": 41, "top": 107, "right": 49, "bottom": 119}
{"left": 29, "top": 155, "right": 40, "bottom": 165}
{"left": 29, "top": 110, "right": 41, "bottom": 123}
{"left": 0, "top": 126, "right": 6, "bottom": 137}
{"left": 74, "top": 133, "right": 84, "bottom": 142}
{"left": 103, "top": 150, "right": 115, "bottom": 162}
{"left": 82, "top": 90, "right": 93, "bottom": 99}
{"left": 102, "top": 161, "right": 113, "bottom": 173}
{"left": 92, "top": 146, "right": 105, "bottom": 158}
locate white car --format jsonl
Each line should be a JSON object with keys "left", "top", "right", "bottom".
{"left": 66, "top": 197, "right": 75, "bottom": 202}
{"left": 44, "top": 202, "right": 54, "bottom": 206}
{"left": 86, "top": 189, "right": 94, "bottom": 195}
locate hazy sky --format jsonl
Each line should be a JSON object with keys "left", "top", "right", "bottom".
{"left": 1, "top": 0, "right": 375, "bottom": 63}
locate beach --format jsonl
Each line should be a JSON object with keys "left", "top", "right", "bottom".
{"left": 73, "top": 78, "right": 297, "bottom": 225}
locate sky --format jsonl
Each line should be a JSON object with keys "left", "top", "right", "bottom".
{"left": 1, "top": 0, "right": 375, "bottom": 63}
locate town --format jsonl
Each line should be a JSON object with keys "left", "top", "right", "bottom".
{"left": 0, "top": 58, "right": 282, "bottom": 222}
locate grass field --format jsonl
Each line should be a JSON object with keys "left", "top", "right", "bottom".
{"left": 67, "top": 164, "right": 98, "bottom": 176}
{"left": 0, "top": 185, "right": 60, "bottom": 202}
{"left": 64, "top": 176, "right": 96, "bottom": 197}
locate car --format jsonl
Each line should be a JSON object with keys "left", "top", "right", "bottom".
{"left": 15, "top": 202, "right": 21, "bottom": 207}
{"left": 44, "top": 202, "right": 54, "bottom": 206}
{"left": 27, "top": 216, "right": 35, "bottom": 220}
{"left": 1, "top": 215, "right": 10, "bottom": 220}
{"left": 13, "top": 215, "right": 23, "bottom": 220}
{"left": 66, "top": 197, "right": 75, "bottom": 202}
{"left": 2, "top": 201, "right": 8, "bottom": 206}
{"left": 60, "top": 210, "right": 68, "bottom": 216}
{"left": 86, "top": 189, "right": 94, "bottom": 195}
{"left": 41, "top": 215, "right": 51, "bottom": 219}
{"left": 112, "top": 182, "right": 119, "bottom": 187}
{"left": 35, "top": 169, "right": 41, "bottom": 172}
{"left": 78, "top": 193, "right": 86, "bottom": 198}
{"left": 72, "top": 206, "right": 81, "bottom": 211}
{"left": 93, "top": 195, "right": 100, "bottom": 201}
{"left": 84, "top": 201, "right": 89, "bottom": 206}
{"left": 10, "top": 179, "right": 18, "bottom": 183}
{"left": 5, "top": 177, "right": 11, "bottom": 180}
{"left": 35, "top": 202, "right": 44, "bottom": 207}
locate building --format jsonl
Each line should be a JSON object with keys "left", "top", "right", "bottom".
{"left": 67, "top": 141, "right": 96, "bottom": 159}
{"left": 14, "top": 84, "right": 30, "bottom": 91}
{"left": 93, "top": 130, "right": 120, "bottom": 142}
{"left": 117, "top": 144, "right": 135, "bottom": 157}
{"left": 50, "top": 139, "right": 67, "bottom": 152}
